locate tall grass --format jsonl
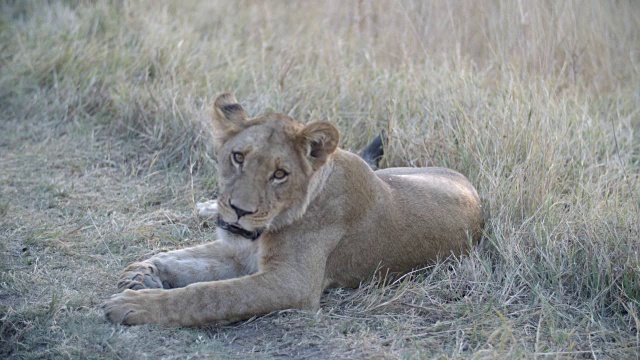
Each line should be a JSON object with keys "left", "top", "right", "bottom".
{"left": 1, "top": 0, "right": 639, "bottom": 356}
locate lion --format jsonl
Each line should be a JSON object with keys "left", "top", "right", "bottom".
{"left": 103, "top": 93, "right": 483, "bottom": 326}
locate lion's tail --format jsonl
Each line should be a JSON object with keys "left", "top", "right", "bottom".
{"left": 359, "top": 129, "right": 387, "bottom": 171}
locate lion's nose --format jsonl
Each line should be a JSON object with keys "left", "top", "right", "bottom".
{"left": 229, "top": 200, "right": 255, "bottom": 218}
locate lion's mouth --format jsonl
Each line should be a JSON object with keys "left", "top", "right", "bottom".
{"left": 216, "top": 216, "right": 263, "bottom": 240}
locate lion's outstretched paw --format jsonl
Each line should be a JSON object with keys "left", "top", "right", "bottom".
{"left": 117, "top": 262, "right": 165, "bottom": 292}
{"left": 102, "top": 289, "right": 157, "bottom": 325}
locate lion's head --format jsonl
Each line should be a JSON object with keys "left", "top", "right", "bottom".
{"left": 210, "top": 93, "right": 340, "bottom": 237}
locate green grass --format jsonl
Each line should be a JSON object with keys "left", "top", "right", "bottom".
{"left": 1, "top": 1, "right": 639, "bottom": 358}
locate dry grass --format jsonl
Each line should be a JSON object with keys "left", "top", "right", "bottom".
{"left": 1, "top": 0, "right": 639, "bottom": 358}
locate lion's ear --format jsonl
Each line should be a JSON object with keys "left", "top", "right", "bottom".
{"left": 297, "top": 121, "right": 340, "bottom": 170}
{"left": 211, "top": 93, "right": 248, "bottom": 146}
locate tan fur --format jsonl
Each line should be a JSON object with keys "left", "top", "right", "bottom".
{"left": 103, "top": 94, "right": 483, "bottom": 326}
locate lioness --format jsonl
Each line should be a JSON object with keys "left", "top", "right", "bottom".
{"left": 103, "top": 94, "right": 483, "bottom": 326}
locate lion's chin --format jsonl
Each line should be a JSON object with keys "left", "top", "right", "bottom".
{"left": 217, "top": 216, "right": 266, "bottom": 240}
{"left": 237, "top": 218, "right": 269, "bottom": 232}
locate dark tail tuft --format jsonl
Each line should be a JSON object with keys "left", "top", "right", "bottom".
{"left": 359, "top": 130, "right": 387, "bottom": 170}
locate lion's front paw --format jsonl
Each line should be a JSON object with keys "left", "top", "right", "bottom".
{"left": 117, "top": 262, "right": 165, "bottom": 292}
{"left": 103, "top": 289, "right": 157, "bottom": 325}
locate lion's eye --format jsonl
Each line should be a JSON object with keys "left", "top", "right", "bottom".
{"left": 273, "top": 169, "right": 288, "bottom": 180}
{"left": 232, "top": 152, "right": 244, "bottom": 165}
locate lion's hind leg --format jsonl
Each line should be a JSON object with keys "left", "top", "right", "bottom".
{"left": 196, "top": 199, "right": 219, "bottom": 218}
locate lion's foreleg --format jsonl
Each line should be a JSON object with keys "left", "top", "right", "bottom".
{"left": 117, "top": 241, "right": 258, "bottom": 291}
{"left": 105, "top": 268, "right": 321, "bottom": 326}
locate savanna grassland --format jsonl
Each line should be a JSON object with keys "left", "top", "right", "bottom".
{"left": 1, "top": 1, "right": 639, "bottom": 358}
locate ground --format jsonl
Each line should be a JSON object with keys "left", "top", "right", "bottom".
{"left": 0, "top": 118, "right": 510, "bottom": 358}
{"left": 1, "top": 1, "right": 639, "bottom": 359}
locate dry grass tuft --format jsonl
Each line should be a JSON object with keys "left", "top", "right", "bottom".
{"left": 1, "top": 0, "right": 639, "bottom": 358}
